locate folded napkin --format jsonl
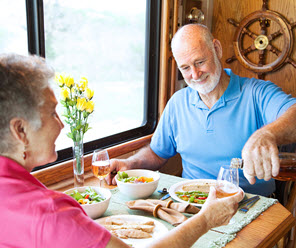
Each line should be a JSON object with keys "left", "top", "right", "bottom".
{"left": 126, "top": 199, "right": 200, "bottom": 226}
{"left": 146, "top": 199, "right": 200, "bottom": 213}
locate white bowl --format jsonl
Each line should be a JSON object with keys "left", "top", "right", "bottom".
{"left": 115, "top": 169, "right": 160, "bottom": 199}
{"left": 64, "top": 186, "right": 111, "bottom": 219}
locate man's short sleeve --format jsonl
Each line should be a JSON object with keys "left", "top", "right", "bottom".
{"left": 150, "top": 99, "right": 177, "bottom": 159}
{"left": 252, "top": 80, "right": 296, "bottom": 124}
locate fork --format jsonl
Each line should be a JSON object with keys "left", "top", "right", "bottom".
{"left": 239, "top": 196, "right": 260, "bottom": 213}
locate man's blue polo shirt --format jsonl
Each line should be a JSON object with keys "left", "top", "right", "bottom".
{"left": 150, "top": 69, "right": 296, "bottom": 196}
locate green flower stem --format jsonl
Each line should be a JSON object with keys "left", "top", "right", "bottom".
{"left": 84, "top": 116, "right": 89, "bottom": 133}
{"left": 73, "top": 134, "right": 84, "bottom": 174}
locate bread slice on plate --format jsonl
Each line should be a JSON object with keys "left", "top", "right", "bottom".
{"left": 182, "top": 181, "right": 215, "bottom": 192}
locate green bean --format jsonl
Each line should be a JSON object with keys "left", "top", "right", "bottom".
{"left": 189, "top": 196, "right": 195, "bottom": 203}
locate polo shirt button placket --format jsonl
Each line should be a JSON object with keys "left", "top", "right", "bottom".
{"left": 206, "top": 112, "right": 214, "bottom": 134}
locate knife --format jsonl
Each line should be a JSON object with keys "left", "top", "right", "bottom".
{"left": 239, "top": 195, "right": 260, "bottom": 206}
{"left": 160, "top": 193, "right": 171, "bottom": 200}
{"left": 239, "top": 196, "right": 260, "bottom": 212}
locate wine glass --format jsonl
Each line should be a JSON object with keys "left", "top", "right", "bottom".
{"left": 92, "top": 149, "right": 111, "bottom": 188}
{"left": 216, "top": 165, "right": 239, "bottom": 224}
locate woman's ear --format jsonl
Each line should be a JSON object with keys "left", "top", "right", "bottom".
{"left": 213, "top": 39, "right": 223, "bottom": 59}
{"left": 9, "top": 118, "right": 28, "bottom": 145}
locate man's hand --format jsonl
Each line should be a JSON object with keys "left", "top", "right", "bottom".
{"left": 242, "top": 129, "right": 280, "bottom": 184}
{"left": 104, "top": 146, "right": 168, "bottom": 186}
{"left": 200, "top": 186, "right": 244, "bottom": 229}
{"left": 105, "top": 159, "right": 131, "bottom": 185}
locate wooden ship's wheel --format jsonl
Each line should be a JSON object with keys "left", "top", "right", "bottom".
{"left": 226, "top": 0, "right": 296, "bottom": 79}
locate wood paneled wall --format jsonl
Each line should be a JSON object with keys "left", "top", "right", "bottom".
{"left": 211, "top": 0, "right": 296, "bottom": 96}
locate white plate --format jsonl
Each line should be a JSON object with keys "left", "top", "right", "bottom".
{"left": 169, "top": 179, "right": 216, "bottom": 207}
{"left": 95, "top": 215, "right": 169, "bottom": 248}
{"left": 169, "top": 179, "right": 244, "bottom": 207}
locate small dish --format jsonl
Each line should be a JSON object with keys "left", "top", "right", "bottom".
{"left": 64, "top": 186, "right": 111, "bottom": 219}
{"left": 115, "top": 169, "right": 160, "bottom": 199}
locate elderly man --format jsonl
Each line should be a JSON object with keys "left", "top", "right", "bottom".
{"left": 107, "top": 24, "right": 296, "bottom": 196}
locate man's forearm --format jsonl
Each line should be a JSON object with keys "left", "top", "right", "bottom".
{"left": 126, "top": 145, "right": 168, "bottom": 171}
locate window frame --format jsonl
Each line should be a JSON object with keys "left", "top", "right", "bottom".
{"left": 26, "top": 0, "right": 160, "bottom": 171}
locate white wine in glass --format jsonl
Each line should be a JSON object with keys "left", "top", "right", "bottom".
{"left": 216, "top": 165, "right": 240, "bottom": 224}
{"left": 92, "top": 149, "right": 111, "bottom": 187}
{"left": 216, "top": 165, "right": 239, "bottom": 198}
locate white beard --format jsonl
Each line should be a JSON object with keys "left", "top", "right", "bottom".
{"left": 185, "top": 54, "right": 222, "bottom": 95}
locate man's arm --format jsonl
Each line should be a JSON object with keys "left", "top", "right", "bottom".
{"left": 242, "top": 104, "right": 296, "bottom": 184}
{"left": 106, "top": 145, "right": 168, "bottom": 185}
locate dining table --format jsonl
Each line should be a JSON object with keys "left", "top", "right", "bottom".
{"left": 53, "top": 172, "right": 295, "bottom": 248}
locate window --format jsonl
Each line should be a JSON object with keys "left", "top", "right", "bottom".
{"left": 0, "top": 0, "right": 28, "bottom": 55}
{"left": 2, "top": 0, "right": 160, "bottom": 169}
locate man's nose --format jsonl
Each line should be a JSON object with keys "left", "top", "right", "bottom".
{"left": 191, "top": 67, "right": 202, "bottom": 80}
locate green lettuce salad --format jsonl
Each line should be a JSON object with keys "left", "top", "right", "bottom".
{"left": 67, "top": 187, "right": 105, "bottom": 205}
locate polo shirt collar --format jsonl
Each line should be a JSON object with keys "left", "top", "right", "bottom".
{"left": 223, "top": 68, "right": 241, "bottom": 101}
{"left": 189, "top": 69, "right": 241, "bottom": 109}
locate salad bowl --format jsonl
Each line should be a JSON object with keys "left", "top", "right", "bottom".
{"left": 64, "top": 186, "right": 111, "bottom": 219}
{"left": 115, "top": 169, "right": 160, "bottom": 199}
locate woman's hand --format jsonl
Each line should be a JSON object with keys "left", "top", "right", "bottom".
{"left": 199, "top": 186, "right": 244, "bottom": 230}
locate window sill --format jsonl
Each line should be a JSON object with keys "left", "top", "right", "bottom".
{"left": 32, "top": 134, "right": 152, "bottom": 188}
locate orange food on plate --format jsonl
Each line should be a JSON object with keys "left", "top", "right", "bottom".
{"left": 136, "top": 176, "right": 154, "bottom": 183}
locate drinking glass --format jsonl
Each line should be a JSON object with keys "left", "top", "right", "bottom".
{"left": 216, "top": 165, "right": 239, "bottom": 224}
{"left": 216, "top": 165, "right": 239, "bottom": 198}
{"left": 92, "top": 149, "right": 111, "bottom": 188}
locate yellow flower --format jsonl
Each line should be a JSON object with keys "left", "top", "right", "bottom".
{"left": 60, "top": 87, "right": 69, "bottom": 101}
{"left": 55, "top": 73, "right": 65, "bottom": 87}
{"left": 85, "top": 88, "right": 94, "bottom": 100}
{"left": 56, "top": 72, "right": 94, "bottom": 142}
{"left": 80, "top": 76, "right": 88, "bottom": 85}
{"left": 85, "top": 101, "right": 94, "bottom": 113}
{"left": 76, "top": 98, "right": 87, "bottom": 111}
{"left": 64, "top": 75, "right": 75, "bottom": 88}
{"left": 77, "top": 77, "right": 88, "bottom": 91}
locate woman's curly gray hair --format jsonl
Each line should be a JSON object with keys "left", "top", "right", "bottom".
{"left": 0, "top": 53, "right": 55, "bottom": 153}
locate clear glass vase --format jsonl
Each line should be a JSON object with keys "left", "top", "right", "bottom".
{"left": 73, "top": 136, "right": 84, "bottom": 187}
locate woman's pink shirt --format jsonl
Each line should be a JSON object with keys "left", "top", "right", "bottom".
{"left": 0, "top": 156, "right": 111, "bottom": 248}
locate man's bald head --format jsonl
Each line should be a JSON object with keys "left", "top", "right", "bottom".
{"left": 171, "top": 24, "right": 214, "bottom": 57}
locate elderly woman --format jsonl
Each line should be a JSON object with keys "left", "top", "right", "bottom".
{"left": 0, "top": 54, "right": 243, "bottom": 248}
